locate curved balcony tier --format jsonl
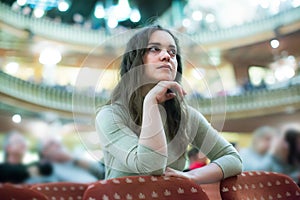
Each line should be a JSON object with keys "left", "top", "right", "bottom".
{"left": 0, "top": 71, "right": 299, "bottom": 120}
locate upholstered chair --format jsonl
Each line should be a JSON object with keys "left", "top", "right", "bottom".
{"left": 0, "top": 183, "right": 47, "bottom": 200}
{"left": 83, "top": 175, "right": 209, "bottom": 200}
{"left": 31, "top": 182, "right": 89, "bottom": 200}
{"left": 220, "top": 171, "right": 300, "bottom": 200}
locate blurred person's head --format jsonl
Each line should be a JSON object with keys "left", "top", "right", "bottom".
{"left": 187, "top": 147, "right": 207, "bottom": 164}
{"left": 38, "top": 136, "right": 71, "bottom": 163}
{"left": 3, "top": 131, "right": 28, "bottom": 164}
{"left": 284, "top": 129, "right": 300, "bottom": 165}
{"left": 251, "top": 126, "right": 278, "bottom": 155}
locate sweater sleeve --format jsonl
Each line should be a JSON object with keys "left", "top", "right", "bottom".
{"left": 188, "top": 106, "right": 242, "bottom": 179}
{"left": 95, "top": 105, "right": 168, "bottom": 175}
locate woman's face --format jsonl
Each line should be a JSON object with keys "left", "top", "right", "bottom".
{"left": 143, "top": 30, "right": 178, "bottom": 82}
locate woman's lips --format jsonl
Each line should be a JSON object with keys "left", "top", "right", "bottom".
{"left": 157, "top": 65, "right": 172, "bottom": 70}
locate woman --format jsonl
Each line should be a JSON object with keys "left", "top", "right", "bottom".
{"left": 96, "top": 25, "right": 242, "bottom": 184}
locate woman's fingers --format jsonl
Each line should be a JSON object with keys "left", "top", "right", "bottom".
{"left": 157, "top": 81, "right": 186, "bottom": 98}
{"left": 164, "top": 167, "right": 177, "bottom": 176}
{"left": 146, "top": 81, "right": 187, "bottom": 104}
{"left": 165, "top": 167, "right": 194, "bottom": 183}
{"left": 165, "top": 167, "right": 188, "bottom": 179}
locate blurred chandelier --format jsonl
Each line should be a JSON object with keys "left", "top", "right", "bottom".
{"left": 18, "top": 0, "right": 59, "bottom": 10}
{"left": 16, "top": 0, "right": 70, "bottom": 17}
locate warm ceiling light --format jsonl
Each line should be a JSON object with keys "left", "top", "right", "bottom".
{"left": 4, "top": 62, "right": 19, "bottom": 75}
{"left": 33, "top": 7, "right": 45, "bottom": 18}
{"left": 270, "top": 39, "right": 280, "bottom": 49}
{"left": 58, "top": 0, "right": 70, "bottom": 12}
{"left": 182, "top": 18, "right": 191, "bottom": 27}
{"left": 94, "top": 2, "right": 105, "bottom": 19}
{"left": 17, "top": 0, "right": 27, "bottom": 6}
{"left": 12, "top": 114, "right": 22, "bottom": 124}
{"left": 192, "top": 10, "right": 203, "bottom": 21}
{"left": 130, "top": 8, "right": 141, "bottom": 23}
{"left": 107, "top": 17, "right": 118, "bottom": 29}
{"left": 39, "top": 47, "right": 62, "bottom": 65}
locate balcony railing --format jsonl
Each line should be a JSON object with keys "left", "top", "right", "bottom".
{"left": 1, "top": 3, "right": 300, "bottom": 46}
{"left": 0, "top": 71, "right": 299, "bottom": 118}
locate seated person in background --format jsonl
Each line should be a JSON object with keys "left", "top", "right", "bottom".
{"left": 3, "top": 131, "right": 28, "bottom": 165}
{"left": 0, "top": 162, "right": 53, "bottom": 184}
{"left": 285, "top": 129, "right": 300, "bottom": 186}
{"left": 1, "top": 131, "right": 53, "bottom": 183}
{"left": 38, "top": 136, "right": 104, "bottom": 183}
{"left": 260, "top": 129, "right": 300, "bottom": 184}
{"left": 186, "top": 147, "right": 207, "bottom": 171}
{"left": 239, "top": 126, "right": 278, "bottom": 171}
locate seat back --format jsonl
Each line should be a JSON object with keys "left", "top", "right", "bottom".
{"left": 220, "top": 171, "right": 300, "bottom": 200}
{"left": 0, "top": 183, "right": 47, "bottom": 200}
{"left": 31, "top": 182, "right": 88, "bottom": 200}
{"left": 201, "top": 182, "right": 221, "bottom": 200}
{"left": 83, "top": 175, "right": 209, "bottom": 200}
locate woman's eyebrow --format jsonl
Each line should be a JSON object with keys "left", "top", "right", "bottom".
{"left": 147, "top": 42, "right": 177, "bottom": 48}
{"left": 147, "top": 42, "right": 161, "bottom": 46}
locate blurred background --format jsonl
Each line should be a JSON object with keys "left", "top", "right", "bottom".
{"left": 0, "top": 0, "right": 299, "bottom": 184}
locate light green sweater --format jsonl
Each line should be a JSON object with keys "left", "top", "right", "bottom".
{"left": 96, "top": 103, "right": 242, "bottom": 180}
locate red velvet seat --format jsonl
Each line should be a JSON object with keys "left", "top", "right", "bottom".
{"left": 31, "top": 182, "right": 89, "bottom": 200}
{"left": 83, "top": 175, "right": 209, "bottom": 200}
{"left": 201, "top": 182, "right": 221, "bottom": 200}
{"left": 0, "top": 183, "right": 47, "bottom": 200}
{"left": 220, "top": 171, "right": 300, "bottom": 200}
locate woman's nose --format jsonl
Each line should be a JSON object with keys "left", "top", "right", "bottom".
{"left": 160, "top": 49, "right": 171, "bottom": 61}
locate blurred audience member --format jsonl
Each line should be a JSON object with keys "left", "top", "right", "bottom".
{"left": 285, "top": 129, "right": 300, "bottom": 169}
{"left": 3, "top": 131, "right": 28, "bottom": 164}
{"left": 240, "top": 126, "right": 278, "bottom": 171}
{"left": 1, "top": 131, "right": 53, "bottom": 183}
{"left": 0, "top": 161, "right": 53, "bottom": 183}
{"left": 185, "top": 147, "right": 207, "bottom": 171}
{"left": 284, "top": 129, "right": 300, "bottom": 186}
{"left": 38, "top": 137, "right": 104, "bottom": 183}
{"left": 262, "top": 129, "right": 300, "bottom": 184}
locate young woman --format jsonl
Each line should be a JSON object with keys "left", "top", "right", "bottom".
{"left": 96, "top": 25, "right": 242, "bottom": 184}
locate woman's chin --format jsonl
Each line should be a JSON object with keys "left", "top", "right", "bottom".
{"left": 155, "top": 75, "right": 175, "bottom": 82}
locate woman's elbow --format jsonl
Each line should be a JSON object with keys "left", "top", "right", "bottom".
{"left": 232, "top": 156, "right": 243, "bottom": 176}
{"left": 136, "top": 159, "right": 167, "bottom": 174}
{"left": 220, "top": 155, "right": 243, "bottom": 179}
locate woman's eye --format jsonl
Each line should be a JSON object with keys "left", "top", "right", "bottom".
{"left": 169, "top": 49, "right": 177, "bottom": 56}
{"left": 147, "top": 46, "right": 177, "bottom": 57}
{"left": 148, "top": 46, "right": 161, "bottom": 52}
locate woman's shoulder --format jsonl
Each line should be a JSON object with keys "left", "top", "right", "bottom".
{"left": 186, "top": 105, "right": 207, "bottom": 122}
{"left": 96, "top": 103, "right": 129, "bottom": 120}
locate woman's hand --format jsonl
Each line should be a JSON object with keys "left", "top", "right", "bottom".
{"left": 164, "top": 167, "right": 193, "bottom": 181}
{"left": 145, "top": 81, "right": 187, "bottom": 104}
{"left": 165, "top": 163, "right": 225, "bottom": 184}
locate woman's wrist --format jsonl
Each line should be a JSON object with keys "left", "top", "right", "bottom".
{"left": 144, "top": 94, "right": 159, "bottom": 106}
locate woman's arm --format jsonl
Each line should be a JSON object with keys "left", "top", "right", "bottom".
{"left": 139, "top": 81, "right": 186, "bottom": 156}
{"left": 165, "top": 106, "right": 242, "bottom": 184}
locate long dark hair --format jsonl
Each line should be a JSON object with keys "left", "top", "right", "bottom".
{"left": 110, "top": 25, "right": 188, "bottom": 145}
{"left": 285, "top": 129, "right": 300, "bottom": 165}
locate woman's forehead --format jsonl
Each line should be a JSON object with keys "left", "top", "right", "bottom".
{"left": 148, "top": 30, "right": 176, "bottom": 47}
